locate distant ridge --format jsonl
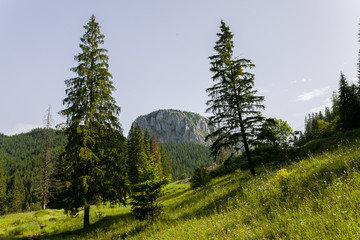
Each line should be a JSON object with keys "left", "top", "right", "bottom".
{"left": 131, "top": 109, "right": 215, "bottom": 145}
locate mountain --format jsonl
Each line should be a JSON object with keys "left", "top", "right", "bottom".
{"left": 131, "top": 109, "right": 215, "bottom": 145}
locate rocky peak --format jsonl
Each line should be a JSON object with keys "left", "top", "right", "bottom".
{"left": 131, "top": 109, "right": 214, "bottom": 145}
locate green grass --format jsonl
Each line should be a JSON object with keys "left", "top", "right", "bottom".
{"left": 2, "top": 142, "right": 360, "bottom": 239}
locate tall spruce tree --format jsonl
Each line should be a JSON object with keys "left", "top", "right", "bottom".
{"left": 59, "top": 15, "right": 127, "bottom": 229}
{"left": 206, "top": 21, "right": 264, "bottom": 176}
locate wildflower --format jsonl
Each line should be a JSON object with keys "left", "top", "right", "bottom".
{"left": 277, "top": 168, "right": 290, "bottom": 196}
{"left": 277, "top": 168, "right": 289, "bottom": 181}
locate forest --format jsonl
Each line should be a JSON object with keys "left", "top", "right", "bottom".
{"left": 0, "top": 13, "right": 360, "bottom": 239}
{"left": 0, "top": 126, "right": 211, "bottom": 213}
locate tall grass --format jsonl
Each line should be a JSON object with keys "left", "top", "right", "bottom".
{"left": 1, "top": 142, "right": 360, "bottom": 239}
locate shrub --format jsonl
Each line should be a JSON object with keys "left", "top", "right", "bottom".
{"left": 190, "top": 166, "right": 210, "bottom": 189}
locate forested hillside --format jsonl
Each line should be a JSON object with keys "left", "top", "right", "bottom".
{"left": 0, "top": 128, "right": 213, "bottom": 211}
{"left": 0, "top": 129, "right": 66, "bottom": 211}
{"left": 163, "top": 142, "right": 212, "bottom": 180}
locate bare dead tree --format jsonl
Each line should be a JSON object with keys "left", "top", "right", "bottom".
{"left": 40, "top": 105, "right": 52, "bottom": 209}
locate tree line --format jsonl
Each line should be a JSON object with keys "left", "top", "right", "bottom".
{"left": 0, "top": 129, "right": 66, "bottom": 214}
{"left": 296, "top": 72, "right": 360, "bottom": 145}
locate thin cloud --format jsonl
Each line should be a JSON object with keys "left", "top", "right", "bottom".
{"left": 292, "top": 78, "right": 313, "bottom": 84}
{"left": 295, "top": 86, "right": 330, "bottom": 102}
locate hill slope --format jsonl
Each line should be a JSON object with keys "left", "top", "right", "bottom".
{"left": 0, "top": 129, "right": 66, "bottom": 210}
{"left": 132, "top": 109, "right": 215, "bottom": 145}
{"left": 2, "top": 141, "right": 360, "bottom": 239}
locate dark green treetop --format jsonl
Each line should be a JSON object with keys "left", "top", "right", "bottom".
{"left": 0, "top": 162, "right": 7, "bottom": 215}
{"left": 338, "top": 72, "right": 360, "bottom": 131}
{"left": 127, "top": 124, "right": 146, "bottom": 185}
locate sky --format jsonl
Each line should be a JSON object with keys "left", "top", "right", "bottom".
{"left": 0, "top": 0, "right": 359, "bottom": 136}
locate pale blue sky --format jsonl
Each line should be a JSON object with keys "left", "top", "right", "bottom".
{"left": 1, "top": 0, "right": 359, "bottom": 136}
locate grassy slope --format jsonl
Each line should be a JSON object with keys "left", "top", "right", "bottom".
{"left": 1, "top": 142, "right": 360, "bottom": 239}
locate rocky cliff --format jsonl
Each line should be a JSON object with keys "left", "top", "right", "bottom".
{"left": 131, "top": 109, "right": 215, "bottom": 145}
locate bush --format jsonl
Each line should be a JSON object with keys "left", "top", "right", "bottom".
{"left": 178, "top": 173, "right": 187, "bottom": 180}
{"left": 190, "top": 167, "right": 210, "bottom": 189}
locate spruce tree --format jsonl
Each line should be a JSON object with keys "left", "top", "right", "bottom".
{"left": 7, "top": 177, "right": 22, "bottom": 213}
{"left": 358, "top": 23, "right": 360, "bottom": 96}
{"left": 206, "top": 21, "right": 264, "bottom": 176}
{"left": 127, "top": 124, "right": 146, "bottom": 185}
{"left": 0, "top": 162, "right": 7, "bottom": 215}
{"left": 130, "top": 149, "right": 166, "bottom": 221}
{"left": 59, "top": 15, "right": 127, "bottom": 228}
{"left": 338, "top": 73, "right": 359, "bottom": 130}
{"left": 144, "top": 128, "right": 152, "bottom": 156}
{"left": 151, "top": 133, "right": 163, "bottom": 179}
{"left": 159, "top": 145, "right": 172, "bottom": 180}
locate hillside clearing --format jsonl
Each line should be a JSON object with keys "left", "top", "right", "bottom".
{"left": 1, "top": 142, "right": 360, "bottom": 239}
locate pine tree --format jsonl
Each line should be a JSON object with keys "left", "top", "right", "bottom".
{"left": 159, "top": 145, "right": 172, "bottom": 180}
{"left": 59, "top": 15, "right": 127, "bottom": 228}
{"left": 130, "top": 151, "right": 166, "bottom": 221}
{"left": 206, "top": 20, "right": 264, "bottom": 176}
{"left": 190, "top": 166, "right": 210, "bottom": 189}
{"left": 338, "top": 72, "right": 359, "bottom": 130}
{"left": 0, "top": 162, "right": 7, "bottom": 215}
{"left": 357, "top": 25, "right": 360, "bottom": 124}
{"left": 358, "top": 23, "right": 360, "bottom": 96}
{"left": 127, "top": 124, "right": 146, "bottom": 185}
{"left": 143, "top": 128, "right": 152, "bottom": 156}
{"left": 151, "top": 133, "right": 163, "bottom": 179}
{"left": 7, "top": 177, "right": 22, "bottom": 213}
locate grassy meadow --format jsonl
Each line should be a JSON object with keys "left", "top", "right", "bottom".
{"left": 1, "top": 142, "right": 360, "bottom": 239}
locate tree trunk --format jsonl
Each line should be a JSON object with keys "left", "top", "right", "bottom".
{"left": 84, "top": 205, "right": 90, "bottom": 228}
{"left": 240, "top": 124, "right": 255, "bottom": 176}
{"left": 235, "top": 97, "right": 256, "bottom": 176}
{"left": 230, "top": 68, "right": 256, "bottom": 176}
{"left": 42, "top": 195, "right": 46, "bottom": 210}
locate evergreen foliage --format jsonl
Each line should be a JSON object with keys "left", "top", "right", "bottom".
{"left": 338, "top": 73, "right": 360, "bottom": 131}
{"left": 206, "top": 20, "right": 264, "bottom": 175}
{"left": 127, "top": 124, "right": 146, "bottom": 185}
{"left": 0, "top": 128, "right": 66, "bottom": 212}
{"left": 151, "top": 133, "right": 163, "bottom": 179}
{"left": 0, "top": 162, "right": 7, "bottom": 214}
{"left": 59, "top": 15, "right": 127, "bottom": 229}
{"left": 159, "top": 145, "right": 171, "bottom": 179}
{"left": 190, "top": 166, "right": 210, "bottom": 189}
{"left": 130, "top": 161, "right": 166, "bottom": 221}
{"left": 298, "top": 72, "right": 360, "bottom": 146}
{"left": 162, "top": 142, "right": 212, "bottom": 180}
{"left": 129, "top": 129, "right": 167, "bottom": 221}
{"left": 7, "top": 177, "right": 22, "bottom": 213}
